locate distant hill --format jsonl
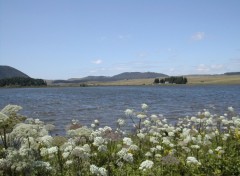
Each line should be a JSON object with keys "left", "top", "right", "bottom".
{"left": 224, "top": 72, "right": 240, "bottom": 75}
{"left": 53, "top": 72, "right": 168, "bottom": 84}
{"left": 0, "top": 66, "right": 29, "bottom": 79}
{"left": 111, "top": 72, "right": 168, "bottom": 80}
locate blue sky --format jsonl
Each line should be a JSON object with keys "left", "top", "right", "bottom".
{"left": 1, "top": 0, "right": 240, "bottom": 79}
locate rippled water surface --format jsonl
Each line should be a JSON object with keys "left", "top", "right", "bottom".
{"left": 0, "top": 85, "right": 239, "bottom": 134}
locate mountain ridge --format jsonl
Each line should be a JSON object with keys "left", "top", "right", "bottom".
{"left": 0, "top": 65, "right": 30, "bottom": 79}
{"left": 54, "top": 72, "right": 168, "bottom": 84}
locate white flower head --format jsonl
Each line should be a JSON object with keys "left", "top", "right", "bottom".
{"left": 186, "top": 156, "right": 201, "bottom": 165}
{"left": 137, "top": 114, "right": 147, "bottom": 119}
{"left": 1, "top": 104, "right": 22, "bottom": 116}
{"left": 139, "top": 160, "right": 154, "bottom": 171}
{"left": 123, "top": 137, "right": 133, "bottom": 146}
{"left": 137, "top": 133, "right": 145, "bottom": 139}
{"left": 125, "top": 109, "right": 134, "bottom": 116}
{"left": 93, "top": 137, "right": 105, "bottom": 147}
{"left": 117, "top": 118, "right": 125, "bottom": 126}
{"left": 228, "top": 107, "right": 234, "bottom": 112}
{"left": 94, "top": 119, "right": 99, "bottom": 124}
{"left": 141, "top": 103, "right": 148, "bottom": 111}
{"left": 0, "top": 112, "right": 9, "bottom": 122}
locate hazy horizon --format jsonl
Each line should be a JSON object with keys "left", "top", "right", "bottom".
{"left": 1, "top": 0, "right": 240, "bottom": 79}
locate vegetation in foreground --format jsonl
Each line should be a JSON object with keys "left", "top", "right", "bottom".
{"left": 0, "top": 104, "right": 240, "bottom": 175}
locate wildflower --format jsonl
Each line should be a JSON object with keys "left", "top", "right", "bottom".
{"left": 141, "top": 103, "right": 148, "bottom": 111}
{"left": 125, "top": 109, "right": 134, "bottom": 116}
{"left": 137, "top": 133, "right": 145, "bottom": 139}
{"left": 98, "top": 145, "right": 107, "bottom": 152}
{"left": 222, "top": 134, "right": 230, "bottom": 141}
{"left": 145, "top": 152, "right": 152, "bottom": 157}
{"left": 48, "top": 146, "right": 58, "bottom": 154}
{"left": 90, "top": 164, "right": 99, "bottom": 175}
{"left": 62, "top": 152, "right": 70, "bottom": 158}
{"left": 123, "top": 137, "right": 133, "bottom": 146}
{"left": 150, "top": 136, "right": 159, "bottom": 144}
{"left": 191, "top": 145, "right": 200, "bottom": 149}
{"left": 117, "top": 118, "right": 125, "bottom": 126}
{"left": 150, "top": 114, "right": 158, "bottom": 121}
{"left": 123, "top": 153, "right": 133, "bottom": 163}
{"left": 137, "top": 114, "right": 147, "bottom": 119}
{"left": 228, "top": 107, "right": 234, "bottom": 112}
{"left": 186, "top": 157, "right": 201, "bottom": 165}
{"left": 98, "top": 167, "right": 107, "bottom": 176}
{"left": 204, "top": 111, "right": 211, "bottom": 117}
{"left": 208, "top": 149, "right": 213, "bottom": 154}
{"left": 129, "top": 144, "right": 139, "bottom": 151}
{"left": 139, "top": 160, "right": 154, "bottom": 171}
{"left": 94, "top": 119, "right": 99, "bottom": 124}
{"left": 66, "top": 160, "right": 73, "bottom": 165}
{"left": 1, "top": 104, "right": 22, "bottom": 116}
{"left": 93, "top": 137, "right": 105, "bottom": 147}
{"left": 156, "top": 145, "right": 163, "bottom": 151}
{"left": 143, "top": 119, "right": 151, "bottom": 126}
{"left": 0, "top": 112, "right": 9, "bottom": 122}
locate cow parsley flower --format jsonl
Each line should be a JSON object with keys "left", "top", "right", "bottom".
{"left": 123, "top": 153, "right": 133, "bottom": 163}
{"left": 90, "top": 165, "right": 107, "bottom": 176}
{"left": 1, "top": 104, "right": 22, "bottom": 116}
{"left": 123, "top": 137, "right": 133, "bottom": 146}
{"left": 117, "top": 118, "right": 125, "bottom": 126}
{"left": 0, "top": 112, "right": 9, "bottom": 122}
{"left": 186, "top": 157, "right": 201, "bottom": 165}
{"left": 48, "top": 146, "right": 58, "bottom": 154}
{"left": 137, "top": 133, "right": 145, "bottom": 139}
{"left": 228, "top": 106, "right": 234, "bottom": 112}
{"left": 90, "top": 164, "right": 99, "bottom": 175}
{"left": 141, "top": 103, "right": 148, "bottom": 111}
{"left": 139, "top": 160, "right": 154, "bottom": 171}
{"left": 125, "top": 109, "right": 134, "bottom": 116}
{"left": 93, "top": 137, "right": 105, "bottom": 147}
{"left": 137, "top": 114, "right": 147, "bottom": 119}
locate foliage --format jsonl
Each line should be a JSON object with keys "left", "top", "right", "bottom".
{"left": 159, "top": 76, "right": 188, "bottom": 84}
{"left": 153, "top": 78, "right": 159, "bottom": 84}
{"left": 0, "top": 104, "right": 240, "bottom": 175}
{"left": 0, "top": 77, "right": 47, "bottom": 87}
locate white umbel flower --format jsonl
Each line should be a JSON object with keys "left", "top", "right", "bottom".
{"left": 139, "top": 160, "right": 154, "bottom": 171}
{"left": 186, "top": 156, "right": 201, "bottom": 165}
{"left": 141, "top": 103, "right": 148, "bottom": 111}
{"left": 123, "top": 137, "right": 133, "bottom": 146}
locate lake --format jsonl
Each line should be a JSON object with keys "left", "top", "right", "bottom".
{"left": 0, "top": 85, "right": 239, "bottom": 135}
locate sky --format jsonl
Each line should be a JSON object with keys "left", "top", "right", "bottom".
{"left": 0, "top": 0, "right": 240, "bottom": 79}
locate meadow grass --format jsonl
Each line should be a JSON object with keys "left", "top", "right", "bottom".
{"left": 0, "top": 104, "right": 240, "bottom": 175}
{"left": 56, "top": 75, "right": 240, "bottom": 86}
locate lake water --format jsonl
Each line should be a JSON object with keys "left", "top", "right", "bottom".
{"left": 0, "top": 85, "right": 239, "bottom": 135}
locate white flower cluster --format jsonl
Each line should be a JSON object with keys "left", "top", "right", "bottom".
{"left": 186, "top": 156, "right": 201, "bottom": 165}
{"left": 139, "top": 160, "right": 154, "bottom": 171}
{"left": 90, "top": 164, "right": 107, "bottom": 176}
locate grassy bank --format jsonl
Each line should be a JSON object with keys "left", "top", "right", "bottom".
{"left": 47, "top": 75, "right": 240, "bottom": 87}
{"left": 88, "top": 75, "right": 240, "bottom": 86}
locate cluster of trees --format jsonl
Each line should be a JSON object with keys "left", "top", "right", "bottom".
{"left": 0, "top": 77, "right": 47, "bottom": 87}
{"left": 154, "top": 76, "right": 188, "bottom": 84}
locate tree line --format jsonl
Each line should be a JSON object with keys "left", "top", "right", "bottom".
{"left": 0, "top": 77, "right": 47, "bottom": 87}
{"left": 154, "top": 76, "right": 188, "bottom": 84}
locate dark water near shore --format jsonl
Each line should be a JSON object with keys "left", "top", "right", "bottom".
{"left": 0, "top": 85, "right": 239, "bottom": 135}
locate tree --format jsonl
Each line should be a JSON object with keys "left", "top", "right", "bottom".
{"left": 153, "top": 78, "right": 160, "bottom": 84}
